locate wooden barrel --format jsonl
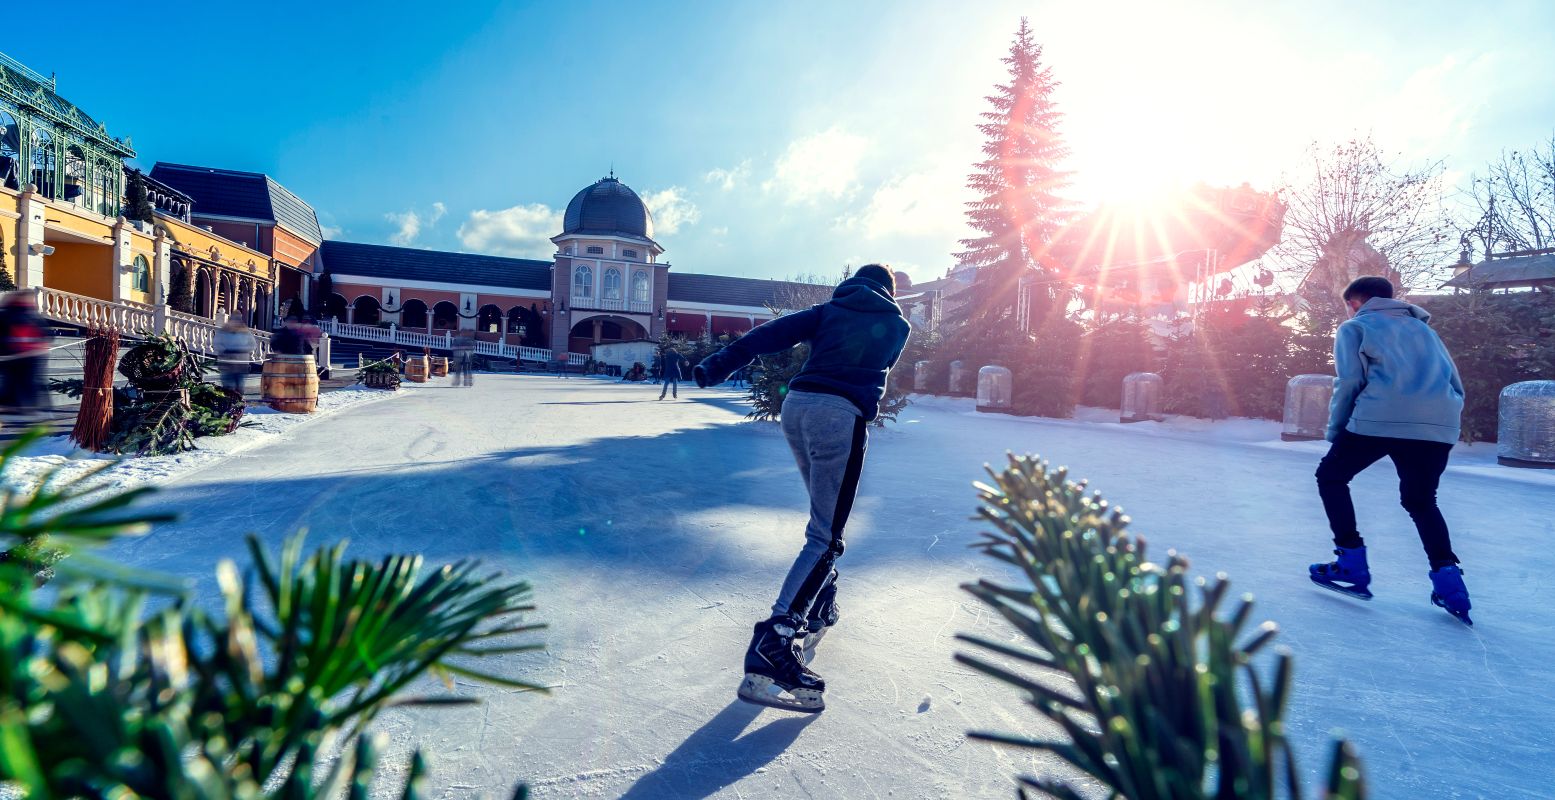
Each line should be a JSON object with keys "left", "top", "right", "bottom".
{"left": 430, "top": 356, "right": 449, "bottom": 377}
{"left": 405, "top": 355, "right": 429, "bottom": 383}
{"left": 262, "top": 355, "right": 319, "bottom": 413}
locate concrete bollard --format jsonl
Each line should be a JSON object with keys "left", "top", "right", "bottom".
{"left": 1281, "top": 374, "right": 1334, "bottom": 441}
{"left": 1120, "top": 372, "right": 1164, "bottom": 423}
{"left": 976, "top": 365, "right": 1013, "bottom": 413}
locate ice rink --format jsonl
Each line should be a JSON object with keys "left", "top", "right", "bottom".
{"left": 107, "top": 374, "right": 1555, "bottom": 798}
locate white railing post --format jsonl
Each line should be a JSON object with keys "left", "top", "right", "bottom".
{"left": 445, "top": 330, "right": 452, "bottom": 349}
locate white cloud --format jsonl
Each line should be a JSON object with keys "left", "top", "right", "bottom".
{"left": 711, "top": 226, "right": 729, "bottom": 237}
{"left": 642, "top": 187, "right": 701, "bottom": 236}
{"left": 704, "top": 160, "right": 752, "bottom": 191}
{"left": 843, "top": 163, "right": 970, "bottom": 241}
{"left": 319, "top": 224, "right": 343, "bottom": 240}
{"left": 458, "top": 204, "right": 563, "bottom": 259}
{"left": 384, "top": 201, "right": 447, "bottom": 247}
{"left": 764, "top": 128, "right": 871, "bottom": 204}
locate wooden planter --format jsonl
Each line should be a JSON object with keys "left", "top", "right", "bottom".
{"left": 405, "top": 355, "right": 430, "bottom": 383}
{"left": 363, "top": 371, "right": 400, "bottom": 390}
{"left": 262, "top": 355, "right": 319, "bottom": 413}
{"left": 430, "top": 356, "right": 449, "bottom": 377}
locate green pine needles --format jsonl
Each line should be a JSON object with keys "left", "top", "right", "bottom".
{"left": 0, "top": 430, "right": 544, "bottom": 798}
{"left": 958, "top": 454, "right": 1367, "bottom": 799}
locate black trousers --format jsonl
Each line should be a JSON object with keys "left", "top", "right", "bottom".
{"left": 1315, "top": 431, "right": 1458, "bottom": 569}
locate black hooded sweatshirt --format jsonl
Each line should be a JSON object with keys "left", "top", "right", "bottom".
{"left": 695, "top": 276, "right": 911, "bottom": 419}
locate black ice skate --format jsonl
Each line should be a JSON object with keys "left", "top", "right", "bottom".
{"left": 738, "top": 615, "right": 825, "bottom": 713}
{"left": 800, "top": 569, "right": 840, "bottom": 666}
{"left": 1309, "top": 545, "right": 1373, "bottom": 600}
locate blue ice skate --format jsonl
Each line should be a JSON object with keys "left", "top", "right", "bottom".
{"left": 1429, "top": 565, "right": 1473, "bottom": 626}
{"left": 1309, "top": 546, "right": 1372, "bottom": 600}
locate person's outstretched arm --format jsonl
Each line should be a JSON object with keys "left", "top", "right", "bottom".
{"left": 695, "top": 307, "right": 822, "bottom": 387}
{"left": 1326, "top": 322, "right": 1366, "bottom": 441}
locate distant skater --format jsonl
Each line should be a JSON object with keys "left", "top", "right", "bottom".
{"left": 657, "top": 347, "right": 687, "bottom": 400}
{"left": 1309, "top": 276, "right": 1472, "bottom": 625}
{"left": 694, "top": 264, "right": 909, "bottom": 711}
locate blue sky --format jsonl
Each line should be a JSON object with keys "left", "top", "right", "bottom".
{"left": 18, "top": 0, "right": 1555, "bottom": 283}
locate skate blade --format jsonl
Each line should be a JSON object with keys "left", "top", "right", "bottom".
{"left": 800, "top": 626, "right": 829, "bottom": 666}
{"left": 1432, "top": 596, "right": 1474, "bottom": 626}
{"left": 1310, "top": 576, "right": 1373, "bottom": 600}
{"left": 737, "top": 674, "right": 824, "bottom": 713}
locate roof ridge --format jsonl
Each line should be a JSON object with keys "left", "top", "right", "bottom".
{"left": 154, "top": 161, "right": 267, "bottom": 179}
{"left": 322, "top": 240, "right": 552, "bottom": 266}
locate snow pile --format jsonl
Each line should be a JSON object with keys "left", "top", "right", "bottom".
{"left": 2, "top": 385, "right": 410, "bottom": 496}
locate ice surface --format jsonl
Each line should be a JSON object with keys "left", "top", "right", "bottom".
{"left": 84, "top": 376, "right": 1555, "bottom": 798}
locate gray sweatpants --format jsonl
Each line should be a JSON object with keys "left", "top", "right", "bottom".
{"left": 772, "top": 391, "right": 869, "bottom": 620}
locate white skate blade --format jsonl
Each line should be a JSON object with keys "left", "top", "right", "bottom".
{"left": 737, "top": 673, "right": 824, "bottom": 713}
{"left": 800, "top": 626, "right": 829, "bottom": 665}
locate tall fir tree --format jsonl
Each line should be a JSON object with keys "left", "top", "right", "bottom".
{"left": 0, "top": 229, "right": 16, "bottom": 291}
{"left": 167, "top": 257, "right": 193, "bottom": 313}
{"left": 953, "top": 18, "right": 1071, "bottom": 334}
{"left": 123, "top": 169, "right": 156, "bottom": 222}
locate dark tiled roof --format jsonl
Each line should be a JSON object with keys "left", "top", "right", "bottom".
{"left": 150, "top": 162, "right": 323, "bottom": 244}
{"left": 667, "top": 272, "right": 829, "bottom": 308}
{"left": 321, "top": 241, "right": 551, "bottom": 291}
{"left": 1440, "top": 253, "right": 1555, "bottom": 288}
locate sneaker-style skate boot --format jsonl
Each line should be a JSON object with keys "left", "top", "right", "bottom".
{"left": 1429, "top": 565, "right": 1473, "bottom": 626}
{"left": 800, "top": 570, "right": 840, "bottom": 666}
{"left": 737, "top": 615, "right": 825, "bottom": 712}
{"left": 1309, "top": 546, "right": 1372, "bottom": 600}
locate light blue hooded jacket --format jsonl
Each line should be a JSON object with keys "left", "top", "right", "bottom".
{"left": 1326, "top": 297, "right": 1464, "bottom": 444}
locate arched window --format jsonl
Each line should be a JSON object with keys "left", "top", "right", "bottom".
{"left": 0, "top": 111, "right": 20, "bottom": 190}
{"left": 431, "top": 301, "right": 458, "bottom": 330}
{"left": 401, "top": 299, "right": 429, "bottom": 329}
{"left": 132, "top": 254, "right": 150, "bottom": 292}
{"left": 631, "top": 271, "right": 650, "bottom": 303}
{"left": 602, "top": 268, "right": 622, "bottom": 300}
{"left": 573, "top": 265, "right": 593, "bottom": 298}
{"left": 30, "top": 127, "right": 55, "bottom": 199}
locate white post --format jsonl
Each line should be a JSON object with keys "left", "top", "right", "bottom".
{"left": 153, "top": 232, "right": 171, "bottom": 306}
{"left": 388, "top": 322, "right": 396, "bottom": 345}
{"left": 445, "top": 330, "right": 452, "bottom": 349}
{"left": 318, "top": 333, "right": 331, "bottom": 372}
{"left": 153, "top": 303, "right": 168, "bottom": 335}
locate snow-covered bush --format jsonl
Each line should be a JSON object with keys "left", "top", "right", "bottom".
{"left": 0, "top": 437, "right": 546, "bottom": 798}
{"left": 958, "top": 454, "right": 1367, "bottom": 799}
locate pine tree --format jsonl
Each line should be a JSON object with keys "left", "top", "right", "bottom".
{"left": 0, "top": 229, "right": 16, "bottom": 291}
{"left": 167, "top": 257, "right": 193, "bottom": 313}
{"left": 953, "top": 18, "right": 1072, "bottom": 333}
{"left": 123, "top": 169, "right": 155, "bottom": 222}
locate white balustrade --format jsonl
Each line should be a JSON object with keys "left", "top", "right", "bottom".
{"left": 37, "top": 287, "right": 270, "bottom": 361}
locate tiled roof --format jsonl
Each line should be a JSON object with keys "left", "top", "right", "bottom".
{"left": 321, "top": 241, "right": 552, "bottom": 292}
{"left": 667, "top": 272, "right": 829, "bottom": 308}
{"left": 1440, "top": 252, "right": 1555, "bottom": 288}
{"left": 150, "top": 162, "right": 323, "bottom": 244}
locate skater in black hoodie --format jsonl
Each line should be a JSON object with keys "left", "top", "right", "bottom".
{"left": 694, "top": 264, "right": 910, "bottom": 712}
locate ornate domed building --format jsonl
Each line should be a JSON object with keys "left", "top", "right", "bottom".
{"left": 313, "top": 173, "right": 822, "bottom": 367}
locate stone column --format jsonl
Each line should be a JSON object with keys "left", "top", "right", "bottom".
{"left": 153, "top": 231, "right": 171, "bottom": 305}
{"left": 16, "top": 185, "right": 47, "bottom": 289}
{"left": 111, "top": 217, "right": 133, "bottom": 303}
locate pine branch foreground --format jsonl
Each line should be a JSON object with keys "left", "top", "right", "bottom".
{"left": 958, "top": 454, "right": 1367, "bottom": 799}
{"left": 0, "top": 432, "right": 544, "bottom": 798}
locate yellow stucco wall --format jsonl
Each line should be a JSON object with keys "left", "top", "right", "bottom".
{"left": 1, "top": 189, "right": 20, "bottom": 278}
{"left": 44, "top": 241, "right": 113, "bottom": 299}
{"left": 157, "top": 215, "right": 268, "bottom": 267}
{"left": 44, "top": 202, "right": 114, "bottom": 242}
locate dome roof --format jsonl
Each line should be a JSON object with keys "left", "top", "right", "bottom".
{"left": 562, "top": 176, "right": 654, "bottom": 241}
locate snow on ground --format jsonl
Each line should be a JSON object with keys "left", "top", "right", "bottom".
{"left": 95, "top": 375, "right": 1553, "bottom": 799}
{"left": 1, "top": 384, "right": 409, "bottom": 495}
